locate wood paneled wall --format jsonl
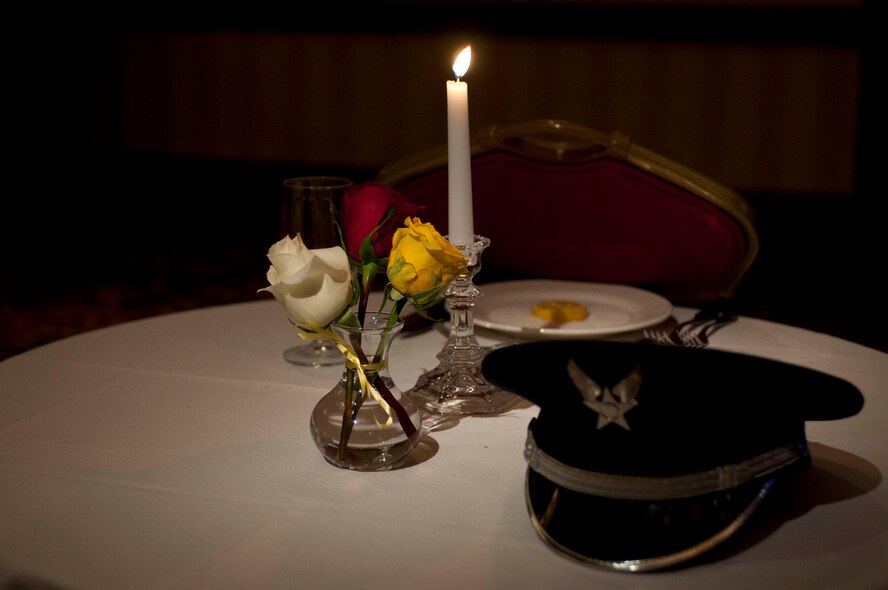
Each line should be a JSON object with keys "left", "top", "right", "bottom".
{"left": 86, "top": 12, "right": 862, "bottom": 196}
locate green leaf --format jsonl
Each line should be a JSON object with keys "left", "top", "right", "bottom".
{"left": 329, "top": 197, "right": 348, "bottom": 253}
{"left": 334, "top": 307, "right": 361, "bottom": 329}
{"left": 356, "top": 206, "right": 398, "bottom": 265}
{"left": 407, "top": 283, "right": 449, "bottom": 308}
{"left": 358, "top": 234, "right": 380, "bottom": 265}
{"left": 360, "top": 261, "right": 380, "bottom": 283}
{"left": 386, "top": 283, "right": 406, "bottom": 302}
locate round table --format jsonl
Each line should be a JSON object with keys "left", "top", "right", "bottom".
{"left": 1, "top": 300, "right": 886, "bottom": 589}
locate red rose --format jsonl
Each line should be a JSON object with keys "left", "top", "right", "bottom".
{"left": 339, "top": 182, "right": 424, "bottom": 261}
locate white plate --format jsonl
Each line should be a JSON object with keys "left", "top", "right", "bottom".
{"left": 473, "top": 280, "right": 672, "bottom": 338}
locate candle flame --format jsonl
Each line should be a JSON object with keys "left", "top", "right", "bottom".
{"left": 452, "top": 45, "right": 471, "bottom": 80}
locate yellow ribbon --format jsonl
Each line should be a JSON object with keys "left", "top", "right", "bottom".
{"left": 295, "top": 324, "right": 394, "bottom": 428}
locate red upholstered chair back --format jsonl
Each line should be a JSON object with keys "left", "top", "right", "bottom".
{"left": 377, "top": 119, "right": 758, "bottom": 306}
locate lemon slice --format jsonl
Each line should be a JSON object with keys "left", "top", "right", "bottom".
{"left": 531, "top": 300, "right": 588, "bottom": 323}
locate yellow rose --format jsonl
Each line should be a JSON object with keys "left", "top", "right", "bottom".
{"left": 387, "top": 217, "right": 467, "bottom": 304}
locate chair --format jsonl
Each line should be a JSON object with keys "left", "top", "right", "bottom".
{"left": 376, "top": 119, "right": 758, "bottom": 306}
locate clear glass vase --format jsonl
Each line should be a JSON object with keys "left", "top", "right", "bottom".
{"left": 309, "top": 311, "right": 422, "bottom": 471}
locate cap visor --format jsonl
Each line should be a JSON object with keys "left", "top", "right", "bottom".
{"left": 526, "top": 467, "right": 774, "bottom": 572}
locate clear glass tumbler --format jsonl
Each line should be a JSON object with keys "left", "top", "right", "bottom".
{"left": 280, "top": 176, "right": 352, "bottom": 366}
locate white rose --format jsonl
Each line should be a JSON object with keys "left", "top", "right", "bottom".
{"left": 260, "top": 234, "right": 352, "bottom": 327}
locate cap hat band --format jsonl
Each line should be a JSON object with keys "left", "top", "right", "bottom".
{"left": 524, "top": 429, "right": 808, "bottom": 501}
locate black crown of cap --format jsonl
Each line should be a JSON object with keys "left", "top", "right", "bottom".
{"left": 481, "top": 341, "right": 864, "bottom": 477}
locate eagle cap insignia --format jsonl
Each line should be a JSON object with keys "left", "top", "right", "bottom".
{"left": 567, "top": 359, "right": 642, "bottom": 430}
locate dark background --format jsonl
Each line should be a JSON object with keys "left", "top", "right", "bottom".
{"left": 3, "top": 1, "right": 884, "bottom": 359}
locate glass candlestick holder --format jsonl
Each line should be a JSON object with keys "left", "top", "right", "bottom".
{"left": 405, "top": 235, "right": 521, "bottom": 416}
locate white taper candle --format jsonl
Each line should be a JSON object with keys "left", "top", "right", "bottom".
{"left": 446, "top": 46, "right": 474, "bottom": 246}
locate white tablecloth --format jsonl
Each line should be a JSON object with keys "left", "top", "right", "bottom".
{"left": 1, "top": 300, "right": 886, "bottom": 589}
